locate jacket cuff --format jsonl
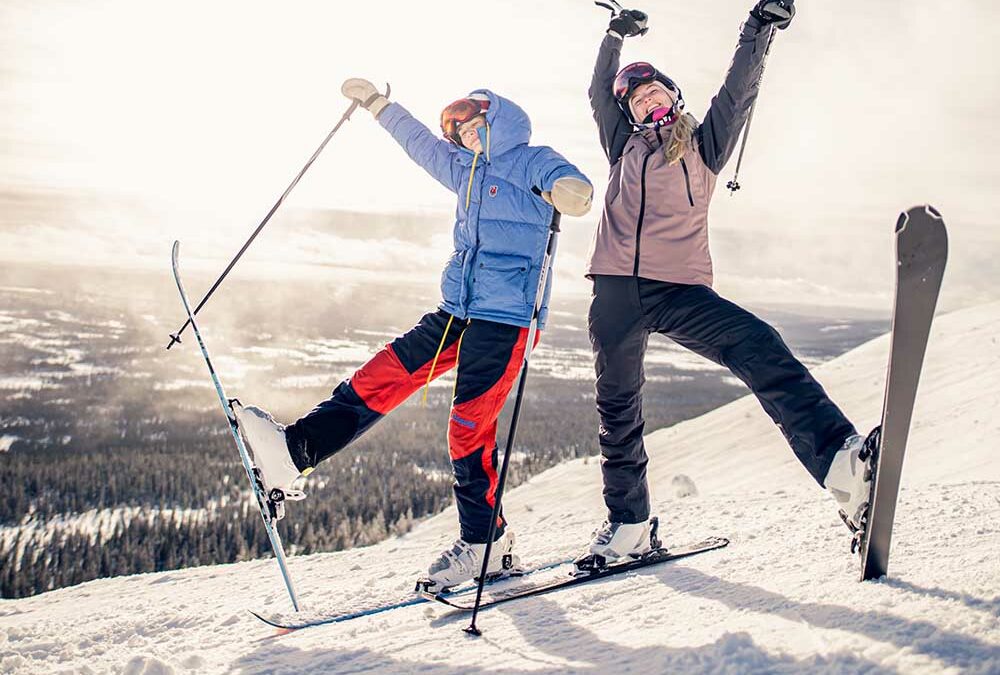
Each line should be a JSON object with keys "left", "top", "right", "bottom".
{"left": 369, "top": 96, "right": 390, "bottom": 119}
{"left": 742, "top": 13, "right": 766, "bottom": 34}
{"left": 376, "top": 102, "right": 406, "bottom": 130}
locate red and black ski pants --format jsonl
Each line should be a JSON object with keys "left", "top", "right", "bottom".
{"left": 285, "top": 309, "right": 537, "bottom": 543}
{"left": 590, "top": 276, "right": 857, "bottom": 524}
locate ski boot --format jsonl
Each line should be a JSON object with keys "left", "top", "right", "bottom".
{"left": 232, "top": 403, "right": 307, "bottom": 520}
{"left": 414, "top": 530, "right": 521, "bottom": 594}
{"left": 825, "top": 428, "right": 880, "bottom": 552}
{"left": 573, "top": 517, "right": 662, "bottom": 575}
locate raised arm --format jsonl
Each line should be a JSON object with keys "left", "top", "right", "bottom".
{"left": 697, "top": 1, "right": 795, "bottom": 174}
{"left": 589, "top": 34, "right": 632, "bottom": 165}
{"left": 377, "top": 103, "right": 459, "bottom": 193}
{"left": 342, "top": 78, "right": 458, "bottom": 193}
{"left": 589, "top": 8, "right": 650, "bottom": 165}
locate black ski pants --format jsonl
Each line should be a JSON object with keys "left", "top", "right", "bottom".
{"left": 589, "top": 275, "right": 857, "bottom": 523}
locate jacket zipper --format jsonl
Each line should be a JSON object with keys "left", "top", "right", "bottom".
{"left": 632, "top": 149, "right": 654, "bottom": 276}
{"left": 680, "top": 157, "right": 695, "bottom": 207}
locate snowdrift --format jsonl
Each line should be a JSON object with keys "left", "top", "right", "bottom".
{"left": 2, "top": 302, "right": 998, "bottom": 673}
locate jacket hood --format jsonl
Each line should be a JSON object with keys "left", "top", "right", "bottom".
{"left": 453, "top": 89, "right": 531, "bottom": 163}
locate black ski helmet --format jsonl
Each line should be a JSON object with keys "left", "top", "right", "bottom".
{"left": 613, "top": 62, "right": 685, "bottom": 128}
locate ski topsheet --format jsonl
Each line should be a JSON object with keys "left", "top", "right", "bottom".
{"left": 250, "top": 557, "right": 574, "bottom": 631}
{"left": 170, "top": 241, "right": 301, "bottom": 611}
{"left": 429, "top": 536, "right": 729, "bottom": 611}
{"left": 859, "top": 206, "right": 947, "bottom": 581}
{"left": 251, "top": 537, "right": 727, "bottom": 631}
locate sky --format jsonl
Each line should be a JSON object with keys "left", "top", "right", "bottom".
{"left": 1, "top": 0, "right": 998, "bottom": 310}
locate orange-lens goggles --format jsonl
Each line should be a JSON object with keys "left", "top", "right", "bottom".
{"left": 441, "top": 97, "right": 490, "bottom": 143}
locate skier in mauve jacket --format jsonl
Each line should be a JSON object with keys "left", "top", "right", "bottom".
{"left": 233, "top": 79, "right": 593, "bottom": 592}
{"left": 577, "top": 1, "right": 874, "bottom": 567}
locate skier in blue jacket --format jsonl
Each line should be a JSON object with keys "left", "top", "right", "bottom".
{"left": 235, "top": 79, "right": 593, "bottom": 591}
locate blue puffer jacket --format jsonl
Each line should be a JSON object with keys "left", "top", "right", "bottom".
{"left": 378, "top": 90, "right": 590, "bottom": 329}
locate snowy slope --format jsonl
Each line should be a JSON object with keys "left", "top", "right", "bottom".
{"left": 2, "top": 303, "right": 998, "bottom": 674}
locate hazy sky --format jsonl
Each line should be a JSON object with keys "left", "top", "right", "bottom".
{"left": 1, "top": 0, "right": 998, "bottom": 310}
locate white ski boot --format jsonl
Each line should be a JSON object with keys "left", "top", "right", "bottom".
{"left": 574, "top": 517, "right": 660, "bottom": 573}
{"left": 415, "top": 530, "right": 520, "bottom": 594}
{"left": 824, "top": 432, "right": 875, "bottom": 532}
{"left": 232, "top": 404, "right": 307, "bottom": 511}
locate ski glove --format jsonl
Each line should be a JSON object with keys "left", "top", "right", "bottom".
{"left": 751, "top": 0, "right": 795, "bottom": 29}
{"left": 608, "top": 9, "right": 648, "bottom": 40}
{"left": 341, "top": 78, "right": 390, "bottom": 118}
{"left": 542, "top": 177, "right": 593, "bottom": 217}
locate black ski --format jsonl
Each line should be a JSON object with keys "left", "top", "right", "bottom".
{"left": 859, "top": 205, "right": 947, "bottom": 581}
{"left": 428, "top": 536, "right": 729, "bottom": 611}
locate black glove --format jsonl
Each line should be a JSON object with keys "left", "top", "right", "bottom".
{"left": 751, "top": 0, "right": 795, "bottom": 30}
{"left": 608, "top": 9, "right": 648, "bottom": 39}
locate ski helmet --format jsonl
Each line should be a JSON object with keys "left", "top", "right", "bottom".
{"left": 613, "top": 62, "right": 685, "bottom": 129}
{"left": 440, "top": 93, "right": 490, "bottom": 145}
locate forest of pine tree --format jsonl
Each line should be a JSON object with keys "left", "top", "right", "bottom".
{"left": 0, "top": 266, "right": 887, "bottom": 599}
{"left": 1, "top": 372, "right": 750, "bottom": 599}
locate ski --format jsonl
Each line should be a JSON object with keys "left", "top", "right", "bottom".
{"left": 428, "top": 536, "right": 729, "bottom": 611}
{"left": 250, "top": 557, "right": 574, "bottom": 632}
{"left": 858, "top": 205, "right": 947, "bottom": 581}
{"left": 170, "top": 241, "right": 302, "bottom": 611}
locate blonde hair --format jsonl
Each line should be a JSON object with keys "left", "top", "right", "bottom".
{"left": 664, "top": 113, "right": 697, "bottom": 165}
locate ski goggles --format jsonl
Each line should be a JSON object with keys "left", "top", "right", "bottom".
{"left": 614, "top": 62, "right": 681, "bottom": 103}
{"left": 440, "top": 96, "right": 490, "bottom": 144}
{"left": 613, "top": 62, "right": 658, "bottom": 101}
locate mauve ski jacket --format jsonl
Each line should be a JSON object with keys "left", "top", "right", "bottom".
{"left": 378, "top": 90, "right": 589, "bottom": 330}
{"left": 586, "top": 15, "right": 772, "bottom": 286}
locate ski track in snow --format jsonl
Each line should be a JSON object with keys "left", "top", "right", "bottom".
{"left": 1, "top": 303, "right": 999, "bottom": 674}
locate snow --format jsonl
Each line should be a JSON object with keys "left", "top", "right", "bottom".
{"left": 3, "top": 506, "right": 213, "bottom": 550}
{"left": 301, "top": 339, "right": 380, "bottom": 366}
{"left": 529, "top": 345, "right": 595, "bottom": 381}
{"left": 0, "top": 287, "right": 53, "bottom": 296}
{"left": 273, "top": 374, "right": 339, "bottom": 390}
{"left": 1, "top": 302, "right": 999, "bottom": 674}
{"left": 0, "top": 377, "right": 53, "bottom": 392}
{"left": 152, "top": 379, "right": 213, "bottom": 392}
{"left": 2, "top": 507, "right": 213, "bottom": 572}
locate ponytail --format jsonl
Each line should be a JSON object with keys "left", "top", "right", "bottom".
{"left": 664, "top": 113, "right": 697, "bottom": 165}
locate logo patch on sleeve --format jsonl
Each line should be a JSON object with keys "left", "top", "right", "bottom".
{"left": 488, "top": 185, "right": 498, "bottom": 197}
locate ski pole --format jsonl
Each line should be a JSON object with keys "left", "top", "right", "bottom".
{"left": 464, "top": 210, "right": 562, "bottom": 637}
{"left": 726, "top": 25, "right": 777, "bottom": 195}
{"left": 165, "top": 85, "right": 389, "bottom": 350}
{"left": 594, "top": 0, "right": 625, "bottom": 14}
